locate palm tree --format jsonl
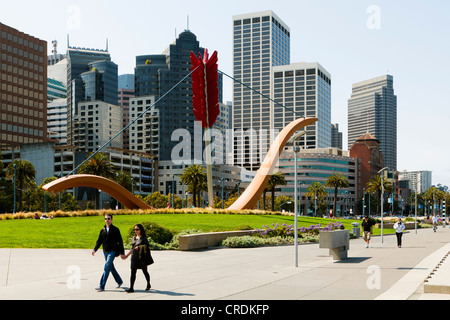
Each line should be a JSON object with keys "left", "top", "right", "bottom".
{"left": 325, "top": 174, "right": 349, "bottom": 217}
{"left": 267, "top": 171, "right": 287, "bottom": 211}
{"left": 78, "top": 152, "right": 117, "bottom": 209}
{"left": 180, "top": 165, "right": 207, "bottom": 208}
{"left": 366, "top": 175, "right": 393, "bottom": 216}
{"left": 305, "top": 182, "right": 327, "bottom": 216}
{"left": 6, "top": 159, "right": 36, "bottom": 212}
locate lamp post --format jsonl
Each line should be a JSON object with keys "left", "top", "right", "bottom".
{"left": 378, "top": 167, "right": 389, "bottom": 244}
{"left": 363, "top": 188, "right": 366, "bottom": 217}
{"left": 290, "top": 130, "right": 306, "bottom": 268}
{"left": 220, "top": 177, "right": 224, "bottom": 209}
{"left": 237, "top": 181, "right": 241, "bottom": 197}
{"left": 13, "top": 163, "right": 17, "bottom": 214}
{"left": 57, "top": 174, "right": 61, "bottom": 211}
{"left": 180, "top": 181, "right": 184, "bottom": 209}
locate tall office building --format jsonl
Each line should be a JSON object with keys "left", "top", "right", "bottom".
{"left": 331, "top": 123, "right": 343, "bottom": 150}
{"left": 232, "top": 11, "right": 290, "bottom": 170}
{"left": 134, "top": 30, "right": 222, "bottom": 162}
{"left": 272, "top": 62, "right": 331, "bottom": 149}
{"left": 399, "top": 170, "right": 432, "bottom": 194}
{"left": 66, "top": 46, "right": 112, "bottom": 146}
{"left": 0, "top": 23, "right": 48, "bottom": 149}
{"left": 348, "top": 74, "right": 397, "bottom": 170}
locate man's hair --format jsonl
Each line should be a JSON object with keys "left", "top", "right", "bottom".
{"left": 105, "top": 213, "right": 113, "bottom": 219}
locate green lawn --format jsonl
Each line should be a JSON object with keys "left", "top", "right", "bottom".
{"left": 0, "top": 214, "right": 394, "bottom": 249}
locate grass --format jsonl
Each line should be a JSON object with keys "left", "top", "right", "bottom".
{"left": 0, "top": 213, "right": 395, "bottom": 249}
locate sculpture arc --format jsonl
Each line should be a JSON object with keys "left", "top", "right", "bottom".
{"left": 228, "top": 117, "right": 318, "bottom": 211}
{"left": 42, "top": 174, "right": 151, "bottom": 210}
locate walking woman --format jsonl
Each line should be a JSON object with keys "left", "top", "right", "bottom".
{"left": 394, "top": 218, "right": 406, "bottom": 248}
{"left": 122, "top": 224, "right": 154, "bottom": 293}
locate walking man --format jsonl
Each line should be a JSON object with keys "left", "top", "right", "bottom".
{"left": 92, "top": 214, "right": 125, "bottom": 291}
{"left": 361, "top": 216, "right": 374, "bottom": 248}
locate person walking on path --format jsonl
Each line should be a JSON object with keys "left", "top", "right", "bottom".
{"left": 394, "top": 218, "right": 406, "bottom": 248}
{"left": 92, "top": 214, "right": 125, "bottom": 291}
{"left": 361, "top": 216, "right": 374, "bottom": 248}
{"left": 432, "top": 214, "right": 439, "bottom": 232}
{"left": 122, "top": 224, "right": 154, "bottom": 293}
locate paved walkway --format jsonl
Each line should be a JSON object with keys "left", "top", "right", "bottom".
{"left": 1, "top": 226, "right": 450, "bottom": 302}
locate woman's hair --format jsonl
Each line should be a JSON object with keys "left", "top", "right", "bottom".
{"left": 134, "top": 224, "right": 147, "bottom": 237}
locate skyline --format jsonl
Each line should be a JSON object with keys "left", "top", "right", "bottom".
{"left": 1, "top": 0, "right": 449, "bottom": 187}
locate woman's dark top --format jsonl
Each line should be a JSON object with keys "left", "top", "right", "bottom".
{"left": 130, "top": 236, "right": 152, "bottom": 269}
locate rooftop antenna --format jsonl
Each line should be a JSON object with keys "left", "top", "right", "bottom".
{"left": 187, "top": 15, "right": 190, "bottom": 31}
{"left": 106, "top": 38, "right": 109, "bottom": 51}
{"left": 67, "top": 34, "right": 70, "bottom": 48}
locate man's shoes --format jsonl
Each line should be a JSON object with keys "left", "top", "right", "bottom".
{"left": 126, "top": 288, "right": 134, "bottom": 293}
{"left": 95, "top": 287, "right": 104, "bottom": 292}
{"left": 116, "top": 283, "right": 123, "bottom": 289}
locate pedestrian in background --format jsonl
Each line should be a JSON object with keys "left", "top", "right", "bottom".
{"left": 394, "top": 218, "right": 406, "bottom": 248}
{"left": 361, "top": 216, "right": 374, "bottom": 248}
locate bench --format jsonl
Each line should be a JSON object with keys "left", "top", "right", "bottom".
{"left": 178, "top": 230, "right": 256, "bottom": 251}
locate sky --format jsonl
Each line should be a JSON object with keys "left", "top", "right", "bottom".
{"left": 1, "top": 0, "right": 450, "bottom": 187}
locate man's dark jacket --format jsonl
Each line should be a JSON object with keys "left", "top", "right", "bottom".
{"left": 93, "top": 224, "right": 125, "bottom": 256}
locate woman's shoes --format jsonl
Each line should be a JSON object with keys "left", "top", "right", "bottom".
{"left": 145, "top": 284, "right": 151, "bottom": 291}
{"left": 126, "top": 288, "right": 134, "bottom": 293}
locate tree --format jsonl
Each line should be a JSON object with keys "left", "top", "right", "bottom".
{"left": 366, "top": 175, "right": 393, "bottom": 216}
{"left": 305, "top": 182, "right": 327, "bottom": 215}
{"left": 78, "top": 152, "right": 117, "bottom": 209}
{"left": 180, "top": 165, "right": 207, "bottom": 208}
{"left": 267, "top": 171, "right": 287, "bottom": 211}
{"left": 326, "top": 174, "right": 349, "bottom": 217}
{"left": 5, "top": 159, "right": 36, "bottom": 212}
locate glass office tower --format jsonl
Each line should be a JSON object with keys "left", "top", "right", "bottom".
{"left": 348, "top": 74, "right": 397, "bottom": 170}
{"left": 232, "top": 11, "right": 290, "bottom": 170}
{"left": 66, "top": 47, "right": 112, "bottom": 146}
{"left": 134, "top": 30, "right": 222, "bottom": 162}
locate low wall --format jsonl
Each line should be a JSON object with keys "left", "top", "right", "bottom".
{"left": 178, "top": 230, "right": 257, "bottom": 251}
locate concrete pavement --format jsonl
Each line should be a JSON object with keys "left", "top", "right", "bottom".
{"left": 1, "top": 226, "right": 450, "bottom": 302}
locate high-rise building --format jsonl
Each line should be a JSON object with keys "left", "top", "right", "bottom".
{"left": 232, "top": 11, "right": 290, "bottom": 170}
{"left": 0, "top": 23, "right": 48, "bottom": 149}
{"left": 66, "top": 47, "right": 112, "bottom": 146}
{"left": 331, "top": 123, "right": 343, "bottom": 150}
{"left": 118, "top": 76, "right": 135, "bottom": 150}
{"left": 348, "top": 74, "right": 397, "bottom": 170}
{"left": 399, "top": 170, "right": 432, "bottom": 194}
{"left": 134, "top": 30, "right": 222, "bottom": 162}
{"left": 272, "top": 62, "right": 331, "bottom": 149}
{"left": 349, "top": 133, "right": 385, "bottom": 201}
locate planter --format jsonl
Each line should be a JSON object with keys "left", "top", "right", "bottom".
{"left": 319, "top": 230, "right": 350, "bottom": 260}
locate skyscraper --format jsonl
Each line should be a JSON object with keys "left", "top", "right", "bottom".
{"left": 66, "top": 47, "right": 112, "bottom": 146}
{"left": 272, "top": 62, "right": 331, "bottom": 149}
{"left": 0, "top": 23, "right": 48, "bottom": 149}
{"left": 232, "top": 11, "right": 290, "bottom": 170}
{"left": 134, "top": 30, "right": 222, "bottom": 162}
{"left": 348, "top": 74, "right": 397, "bottom": 170}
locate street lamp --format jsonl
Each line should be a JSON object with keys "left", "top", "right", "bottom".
{"left": 220, "top": 177, "right": 224, "bottom": 209}
{"left": 13, "top": 163, "right": 17, "bottom": 214}
{"left": 378, "top": 167, "right": 389, "bottom": 244}
{"left": 289, "top": 130, "right": 306, "bottom": 268}
{"left": 363, "top": 188, "right": 366, "bottom": 217}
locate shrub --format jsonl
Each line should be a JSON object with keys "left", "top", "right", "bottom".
{"left": 126, "top": 221, "right": 173, "bottom": 248}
